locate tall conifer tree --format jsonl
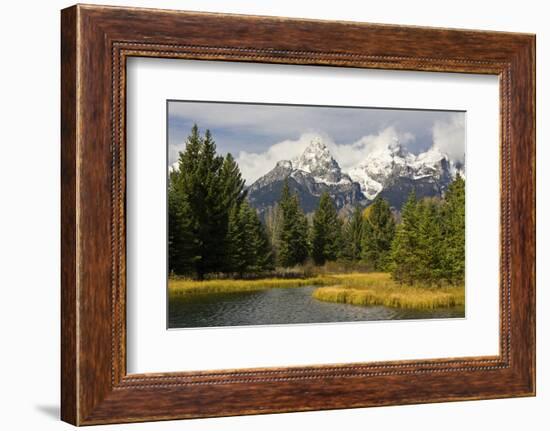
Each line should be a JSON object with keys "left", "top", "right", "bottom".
{"left": 389, "top": 182, "right": 465, "bottom": 286}
{"left": 220, "top": 153, "right": 246, "bottom": 208}
{"left": 219, "top": 153, "right": 246, "bottom": 269}
{"left": 277, "top": 180, "right": 309, "bottom": 267}
{"left": 441, "top": 175, "right": 465, "bottom": 284}
{"left": 168, "top": 125, "right": 202, "bottom": 275}
{"left": 264, "top": 203, "right": 283, "bottom": 260}
{"left": 361, "top": 197, "right": 396, "bottom": 270}
{"left": 416, "top": 198, "right": 444, "bottom": 284}
{"left": 342, "top": 206, "right": 364, "bottom": 261}
{"left": 192, "top": 129, "right": 225, "bottom": 278}
{"left": 168, "top": 125, "right": 251, "bottom": 279}
{"left": 242, "top": 202, "right": 274, "bottom": 272}
{"left": 390, "top": 192, "right": 421, "bottom": 284}
{"left": 225, "top": 204, "right": 248, "bottom": 276}
{"left": 311, "top": 192, "right": 342, "bottom": 265}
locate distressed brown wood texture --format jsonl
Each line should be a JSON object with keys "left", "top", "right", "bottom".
{"left": 60, "top": 4, "right": 536, "bottom": 426}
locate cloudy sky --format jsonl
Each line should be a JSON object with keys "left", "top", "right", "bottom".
{"left": 168, "top": 101, "right": 465, "bottom": 184}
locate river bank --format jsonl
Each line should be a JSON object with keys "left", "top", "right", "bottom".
{"left": 168, "top": 273, "right": 464, "bottom": 310}
{"left": 168, "top": 285, "right": 465, "bottom": 328}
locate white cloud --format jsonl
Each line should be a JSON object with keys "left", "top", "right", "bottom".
{"left": 236, "top": 127, "right": 416, "bottom": 184}
{"left": 169, "top": 102, "right": 446, "bottom": 150}
{"left": 330, "top": 127, "right": 414, "bottom": 172}
{"left": 168, "top": 142, "right": 186, "bottom": 168}
{"left": 236, "top": 133, "right": 318, "bottom": 184}
{"left": 432, "top": 113, "right": 465, "bottom": 163}
{"left": 169, "top": 109, "right": 465, "bottom": 184}
{"left": 169, "top": 103, "right": 333, "bottom": 138}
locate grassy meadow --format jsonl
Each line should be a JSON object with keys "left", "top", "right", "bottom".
{"left": 168, "top": 276, "right": 332, "bottom": 296}
{"left": 313, "top": 273, "right": 464, "bottom": 310}
{"left": 168, "top": 272, "right": 464, "bottom": 310}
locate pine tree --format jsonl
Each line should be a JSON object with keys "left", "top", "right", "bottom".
{"left": 293, "top": 196, "right": 310, "bottom": 264}
{"left": 416, "top": 198, "right": 444, "bottom": 285}
{"left": 220, "top": 153, "right": 246, "bottom": 208}
{"left": 168, "top": 125, "right": 247, "bottom": 279}
{"left": 441, "top": 175, "right": 465, "bottom": 284}
{"left": 225, "top": 203, "right": 248, "bottom": 276}
{"left": 168, "top": 126, "right": 202, "bottom": 275}
{"left": 168, "top": 174, "right": 197, "bottom": 275}
{"left": 242, "top": 202, "right": 274, "bottom": 272}
{"left": 361, "top": 197, "right": 396, "bottom": 270}
{"left": 390, "top": 192, "right": 421, "bottom": 284}
{"left": 225, "top": 201, "right": 274, "bottom": 276}
{"left": 311, "top": 192, "right": 342, "bottom": 265}
{"left": 264, "top": 203, "right": 283, "bottom": 261}
{"left": 389, "top": 181, "right": 465, "bottom": 286}
{"left": 219, "top": 153, "right": 246, "bottom": 270}
{"left": 191, "top": 129, "right": 225, "bottom": 279}
{"left": 342, "top": 206, "right": 364, "bottom": 261}
{"left": 277, "top": 180, "right": 293, "bottom": 267}
{"left": 277, "top": 180, "right": 309, "bottom": 267}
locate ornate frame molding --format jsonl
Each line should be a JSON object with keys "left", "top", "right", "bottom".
{"left": 61, "top": 5, "right": 535, "bottom": 425}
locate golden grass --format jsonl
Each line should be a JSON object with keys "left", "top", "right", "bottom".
{"left": 168, "top": 276, "right": 335, "bottom": 296}
{"left": 168, "top": 272, "right": 464, "bottom": 310}
{"left": 312, "top": 273, "right": 464, "bottom": 310}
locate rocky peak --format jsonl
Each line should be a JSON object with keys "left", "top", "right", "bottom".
{"left": 412, "top": 146, "right": 449, "bottom": 179}
{"left": 386, "top": 136, "right": 407, "bottom": 157}
{"left": 293, "top": 136, "right": 348, "bottom": 185}
{"left": 275, "top": 159, "right": 293, "bottom": 170}
{"left": 247, "top": 133, "right": 463, "bottom": 216}
{"left": 248, "top": 159, "right": 293, "bottom": 192}
{"left": 349, "top": 138, "right": 461, "bottom": 202}
{"left": 349, "top": 138, "right": 415, "bottom": 194}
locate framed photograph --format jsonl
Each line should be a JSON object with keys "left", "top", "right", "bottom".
{"left": 61, "top": 4, "right": 535, "bottom": 425}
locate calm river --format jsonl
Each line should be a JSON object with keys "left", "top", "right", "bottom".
{"left": 168, "top": 286, "right": 464, "bottom": 329}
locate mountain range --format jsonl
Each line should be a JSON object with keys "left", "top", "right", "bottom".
{"left": 247, "top": 135, "right": 464, "bottom": 218}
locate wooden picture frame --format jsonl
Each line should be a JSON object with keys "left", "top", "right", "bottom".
{"left": 61, "top": 4, "right": 535, "bottom": 425}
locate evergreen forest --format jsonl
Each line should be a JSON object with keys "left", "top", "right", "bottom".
{"left": 168, "top": 126, "right": 465, "bottom": 286}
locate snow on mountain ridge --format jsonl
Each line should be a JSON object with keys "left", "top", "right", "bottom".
{"left": 294, "top": 137, "right": 332, "bottom": 172}
{"left": 288, "top": 136, "right": 352, "bottom": 186}
{"left": 348, "top": 137, "right": 462, "bottom": 199}
{"left": 171, "top": 133, "right": 462, "bottom": 204}
{"left": 247, "top": 134, "right": 462, "bottom": 216}
{"left": 247, "top": 136, "right": 364, "bottom": 218}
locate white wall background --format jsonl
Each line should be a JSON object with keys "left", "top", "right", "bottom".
{"left": 0, "top": 0, "right": 546, "bottom": 429}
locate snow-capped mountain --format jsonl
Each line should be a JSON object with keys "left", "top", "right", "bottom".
{"left": 247, "top": 138, "right": 364, "bottom": 218}
{"left": 292, "top": 137, "right": 353, "bottom": 185}
{"left": 348, "top": 137, "right": 416, "bottom": 200}
{"left": 247, "top": 135, "right": 463, "bottom": 217}
{"left": 349, "top": 138, "right": 463, "bottom": 209}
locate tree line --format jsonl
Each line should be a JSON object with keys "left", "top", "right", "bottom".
{"left": 391, "top": 178, "right": 465, "bottom": 285}
{"left": 169, "top": 125, "right": 465, "bottom": 285}
{"left": 294, "top": 177, "right": 465, "bottom": 286}
{"left": 168, "top": 125, "right": 273, "bottom": 279}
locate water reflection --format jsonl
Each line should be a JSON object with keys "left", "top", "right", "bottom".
{"left": 169, "top": 286, "right": 465, "bottom": 329}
